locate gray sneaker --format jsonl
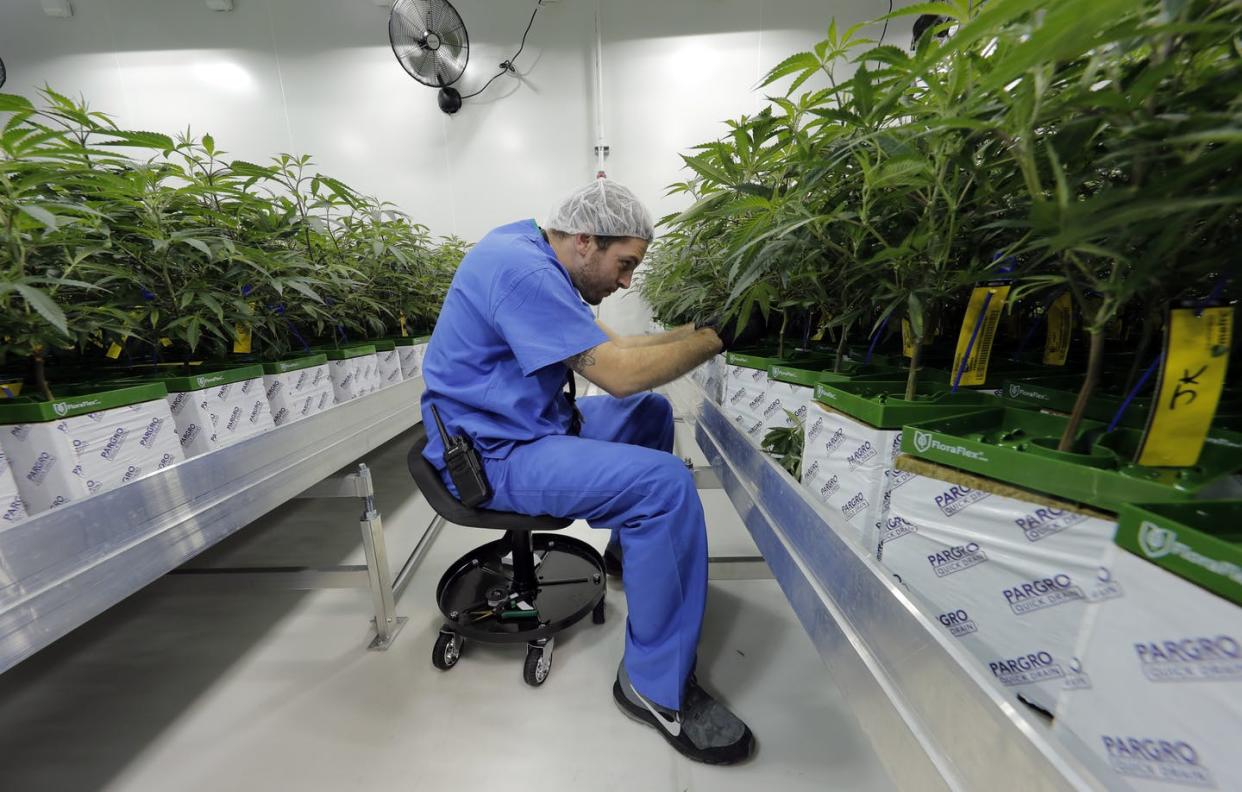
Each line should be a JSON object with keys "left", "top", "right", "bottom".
{"left": 613, "top": 661, "right": 756, "bottom": 765}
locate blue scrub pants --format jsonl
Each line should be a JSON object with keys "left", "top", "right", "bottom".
{"left": 481, "top": 392, "right": 708, "bottom": 711}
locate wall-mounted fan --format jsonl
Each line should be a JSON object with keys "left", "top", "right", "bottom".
{"left": 389, "top": 0, "right": 470, "bottom": 114}
{"left": 388, "top": 0, "right": 543, "bottom": 115}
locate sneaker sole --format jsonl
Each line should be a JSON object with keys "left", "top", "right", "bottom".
{"left": 611, "top": 681, "right": 754, "bottom": 766}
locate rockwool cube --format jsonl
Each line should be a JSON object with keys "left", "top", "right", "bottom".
{"left": 323, "top": 345, "right": 379, "bottom": 403}
{"left": 0, "top": 384, "right": 182, "bottom": 515}
{"left": 263, "top": 355, "right": 335, "bottom": 428}
{"left": 155, "top": 365, "right": 274, "bottom": 458}
{"left": 1053, "top": 547, "right": 1241, "bottom": 791}
{"left": 800, "top": 402, "right": 901, "bottom": 552}
{"left": 722, "top": 356, "right": 771, "bottom": 444}
{"left": 882, "top": 471, "right": 1119, "bottom": 713}
{"left": 0, "top": 446, "right": 29, "bottom": 526}
{"left": 376, "top": 349, "right": 404, "bottom": 389}
{"left": 690, "top": 354, "right": 726, "bottom": 404}
{"left": 765, "top": 366, "right": 819, "bottom": 432}
{"left": 396, "top": 336, "right": 430, "bottom": 380}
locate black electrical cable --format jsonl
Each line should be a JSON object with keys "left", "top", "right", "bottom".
{"left": 879, "top": 0, "right": 893, "bottom": 46}
{"left": 461, "top": 2, "right": 541, "bottom": 100}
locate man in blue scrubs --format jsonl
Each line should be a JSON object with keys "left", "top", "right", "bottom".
{"left": 420, "top": 180, "right": 757, "bottom": 765}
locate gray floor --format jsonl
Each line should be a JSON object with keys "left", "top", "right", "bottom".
{"left": 0, "top": 424, "right": 895, "bottom": 792}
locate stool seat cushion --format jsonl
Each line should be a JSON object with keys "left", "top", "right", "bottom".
{"left": 407, "top": 423, "right": 572, "bottom": 532}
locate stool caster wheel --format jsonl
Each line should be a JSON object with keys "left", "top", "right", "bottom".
{"left": 592, "top": 599, "right": 606, "bottom": 625}
{"left": 523, "top": 639, "right": 553, "bottom": 687}
{"left": 432, "top": 631, "right": 463, "bottom": 671}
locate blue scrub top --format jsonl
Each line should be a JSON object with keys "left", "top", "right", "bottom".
{"left": 420, "top": 219, "right": 609, "bottom": 467}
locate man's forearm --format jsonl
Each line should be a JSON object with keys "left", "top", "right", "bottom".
{"left": 615, "top": 323, "right": 696, "bottom": 348}
{"left": 569, "top": 329, "right": 721, "bottom": 397}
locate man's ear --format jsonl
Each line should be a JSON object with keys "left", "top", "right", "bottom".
{"left": 575, "top": 233, "right": 595, "bottom": 256}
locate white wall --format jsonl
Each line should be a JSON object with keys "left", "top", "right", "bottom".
{"left": 0, "top": 0, "right": 916, "bottom": 332}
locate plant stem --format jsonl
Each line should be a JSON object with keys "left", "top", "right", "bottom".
{"left": 1059, "top": 330, "right": 1105, "bottom": 452}
{"left": 905, "top": 337, "right": 923, "bottom": 401}
{"left": 834, "top": 322, "right": 850, "bottom": 373}
{"left": 33, "top": 352, "right": 53, "bottom": 402}
{"left": 778, "top": 311, "right": 788, "bottom": 359}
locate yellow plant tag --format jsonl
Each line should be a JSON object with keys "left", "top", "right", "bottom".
{"left": 233, "top": 324, "right": 253, "bottom": 354}
{"left": 901, "top": 319, "right": 915, "bottom": 358}
{"left": 1138, "top": 306, "right": 1233, "bottom": 467}
{"left": 160, "top": 337, "right": 173, "bottom": 348}
{"left": 951, "top": 284, "right": 1011, "bottom": 387}
{"left": 106, "top": 342, "right": 123, "bottom": 360}
{"left": 1, "top": 381, "right": 22, "bottom": 399}
{"left": 399, "top": 314, "right": 409, "bottom": 338}
{"left": 1043, "top": 292, "right": 1073, "bottom": 366}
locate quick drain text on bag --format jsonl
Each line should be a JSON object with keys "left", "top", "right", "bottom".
{"left": 1101, "top": 736, "right": 1216, "bottom": 788}
{"left": 933, "top": 485, "right": 990, "bottom": 517}
{"left": 1001, "top": 573, "right": 1083, "bottom": 615}
{"left": 1014, "top": 506, "right": 1086, "bottom": 542}
{"left": 988, "top": 650, "right": 1064, "bottom": 686}
{"left": 1133, "top": 635, "right": 1242, "bottom": 683}
{"left": 938, "top": 608, "right": 978, "bottom": 638}
{"left": 927, "top": 542, "right": 988, "bottom": 577}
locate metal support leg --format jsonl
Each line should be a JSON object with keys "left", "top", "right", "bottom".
{"left": 356, "top": 464, "right": 408, "bottom": 650}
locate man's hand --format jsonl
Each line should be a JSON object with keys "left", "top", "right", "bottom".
{"left": 700, "top": 310, "right": 767, "bottom": 352}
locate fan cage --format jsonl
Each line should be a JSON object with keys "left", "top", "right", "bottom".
{"left": 389, "top": 0, "right": 470, "bottom": 89}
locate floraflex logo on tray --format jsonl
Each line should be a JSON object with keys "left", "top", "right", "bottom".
{"left": 52, "top": 397, "right": 103, "bottom": 418}
{"left": 927, "top": 542, "right": 988, "bottom": 577}
{"left": 1007, "top": 383, "right": 1048, "bottom": 401}
{"left": 1135, "top": 520, "right": 1242, "bottom": 591}
{"left": 1139, "top": 521, "right": 1178, "bottom": 559}
{"left": 1133, "top": 635, "right": 1241, "bottom": 683}
{"left": 1101, "top": 736, "right": 1216, "bottom": 788}
{"left": 911, "top": 430, "right": 988, "bottom": 462}
{"left": 988, "top": 650, "right": 1064, "bottom": 686}
{"left": 195, "top": 373, "right": 227, "bottom": 390}
{"left": 913, "top": 430, "right": 933, "bottom": 453}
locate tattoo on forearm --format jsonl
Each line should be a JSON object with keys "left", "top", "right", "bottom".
{"left": 566, "top": 346, "right": 599, "bottom": 373}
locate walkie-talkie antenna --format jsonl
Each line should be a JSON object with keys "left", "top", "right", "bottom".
{"left": 430, "top": 404, "right": 453, "bottom": 447}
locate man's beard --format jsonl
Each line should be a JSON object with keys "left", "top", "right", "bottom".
{"left": 578, "top": 250, "right": 608, "bottom": 304}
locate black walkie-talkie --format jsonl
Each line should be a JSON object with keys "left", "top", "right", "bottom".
{"left": 430, "top": 404, "right": 491, "bottom": 508}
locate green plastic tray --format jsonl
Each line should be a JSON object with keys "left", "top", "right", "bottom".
{"left": 901, "top": 407, "right": 1242, "bottom": 511}
{"left": 1115, "top": 501, "right": 1242, "bottom": 605}
{"left": 0, "top": 382, "right": 170, "bottom": 424}
{"left": 102, "top": 364, "right": 266, "bottom": 393}
{"left": 390, "top": 336, "right": 431, "bottom": 347}
{"left": 814, "top": 380, "right": 999, "bottom": 429}
{"left": 1001, "top": 374, "right": 1152, "bottom": 426}
{"left": 261, "top": 353, "right": 329, "bottom": 375}
{"left": 725, "top": 350, "right": 831, "bottom": 371}
{"left": 313, "top": 344, "right": 378, "bottom": 361}
{"left": 371, "top": 339, "right": 397, "bottom": 352}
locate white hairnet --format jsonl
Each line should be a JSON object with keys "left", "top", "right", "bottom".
{"left": 545, "top": 179, "right": 655, "bottom": 241}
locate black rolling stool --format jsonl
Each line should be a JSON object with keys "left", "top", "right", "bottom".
{"left": 407, "top": 423, "right": 607, "bottom": 686}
